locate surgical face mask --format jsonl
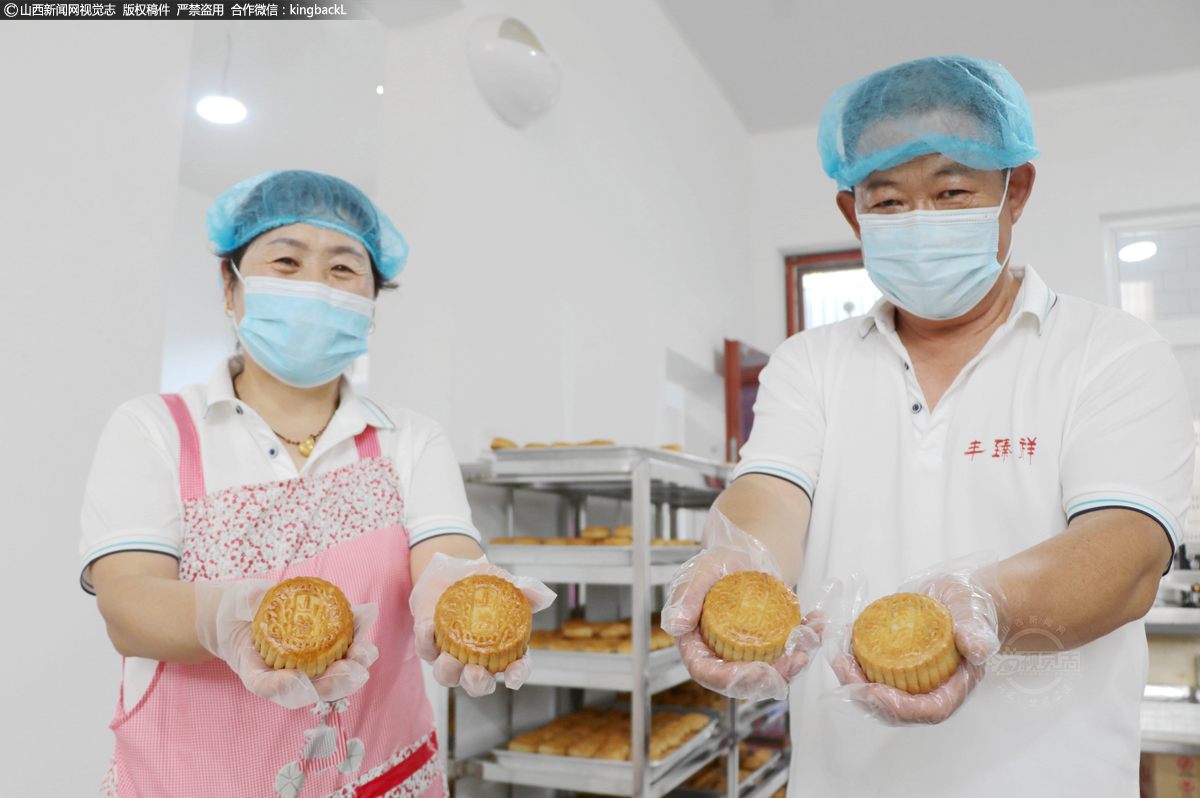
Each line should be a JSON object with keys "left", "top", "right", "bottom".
{"left": 229, "top": 264, "right": 374, "bottom": 388}
{"left": 858, "top": 171, "right": 1012, "bottom": 321}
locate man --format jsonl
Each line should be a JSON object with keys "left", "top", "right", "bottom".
{"left": 666, "top": 56, "right": 1194, "bottom": 796}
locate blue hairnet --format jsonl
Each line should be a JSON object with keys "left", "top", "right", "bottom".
{"left": 817, "top": 55, "right": 1040, "bottom": 190}
{"left": 207, "top": 170, "right": 408, "bottom": 279}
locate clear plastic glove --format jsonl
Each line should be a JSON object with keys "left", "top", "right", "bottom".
{"left": 410, "top": 553, "right": 556, "bottom": 698}
{"left": 661, "top": 509, "right": 829, "bottom": 701}
{"left": 194, "top": 579, "right": 380, "bottom": 711}
{"left": 824, "top": 552, "right": 1009, "bottom": 725}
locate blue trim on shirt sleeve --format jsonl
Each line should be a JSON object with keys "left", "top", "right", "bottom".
{"left": 734, "top": 466, "right": 813, "bottom": 500}
{"left": 408, "top": 526, "right": 481, "bottom": 547}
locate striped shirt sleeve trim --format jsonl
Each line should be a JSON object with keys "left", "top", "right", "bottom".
{"left": 1066, "top": 493, "right": 1182, "bottom": 548}
{"left": 408, "top": 525, "right": 482, "bottom": 547}
{"left": 732, "top": 463, "right": 814, "bottom": 498}
{"left": 79, "top": 538, "right": 181, "bottom": 595}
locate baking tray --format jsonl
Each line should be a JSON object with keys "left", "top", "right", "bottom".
{"left": 669, "top": 752, "right": 787, "bottom": 798}
{"left": 492, "top": 711, "right": 719, "bottom": 778}
{"left": 525, "top": 645, "right": 690, "bottom": 692}
{"left": 490, "top": 445, "right": 725, "bottom": 469}
{"left": 489, "top": 543, "right": 700, "bottom": 567}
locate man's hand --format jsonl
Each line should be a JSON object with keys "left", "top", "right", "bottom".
{"left": 830, "top": 653, "right": 984, "bottom": 725}
{"left": 663, "top": 509, "right": 826, "bottom": 701}
{"left": 824, "top": 553, "right": 1005, "bottom": 725}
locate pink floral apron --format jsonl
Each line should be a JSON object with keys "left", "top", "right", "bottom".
{"left": 100, "top": 394, "right": 444, "bottom": 798}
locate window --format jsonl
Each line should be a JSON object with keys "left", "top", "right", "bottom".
{"left": 785, "top": 249, "right": 879, "bottom": 337}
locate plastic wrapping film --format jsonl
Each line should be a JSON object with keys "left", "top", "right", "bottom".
{"left": 823, "top": 551, "right": 1009, "bottom": 725}
{"left": 409, "top": 553, "right": 556, "bottom": 697}
{"left": 661, "top": 509, "right": 832, "bottom": 701}
{"left": 194, "top": 578, "right": 379, "bottom": 710}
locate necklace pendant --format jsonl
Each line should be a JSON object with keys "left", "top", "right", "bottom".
{"left": 298, "top": 436, "right": 316, "bottom": 457}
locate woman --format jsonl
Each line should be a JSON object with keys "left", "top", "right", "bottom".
{"left": 80, "top": 170, "right": 551, "bottom": 797}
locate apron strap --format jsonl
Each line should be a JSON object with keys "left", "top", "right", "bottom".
{"left": 161, "top": 394, "right": 207, "bottom": 501}
{"left": 355, "top": 426, "right": 381, "bottom": 460}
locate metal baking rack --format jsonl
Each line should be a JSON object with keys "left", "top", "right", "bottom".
{"left": 449, "top": 446, "right": 788, "bottom": 798}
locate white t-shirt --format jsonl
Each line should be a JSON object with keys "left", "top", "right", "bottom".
{"left": 736, "top": 266, "right": 1194, "bottom": 797}
{"left": 79, "top": 357, "right": 480, "bottom": 709}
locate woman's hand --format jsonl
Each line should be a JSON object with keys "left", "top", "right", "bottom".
{"left": 194, "top": 580, "right": 379, "bottom": 710}
{"left": 409, "top": 553, "right": 556, "bottom": 697}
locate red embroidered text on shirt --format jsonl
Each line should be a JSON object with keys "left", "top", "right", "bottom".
{"left": 963, "top": 437, "right": 1035, "bottom": 464}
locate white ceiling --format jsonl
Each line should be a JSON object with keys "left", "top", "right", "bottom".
{"left": 656, "top": 0, "right": 1200, "bottom": 133}
{"left": 178, "top": 19, "right": 386, "bottom": 200}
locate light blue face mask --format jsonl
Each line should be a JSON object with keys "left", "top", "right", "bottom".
{"left": 230, "top": 265, "right": 374, "bottom": 388}
{"left": 858, "top": 171, "right": 1012, "bottom": 321}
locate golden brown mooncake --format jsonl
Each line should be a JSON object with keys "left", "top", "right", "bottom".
{"left": 699, "top": 571, "right": 802, "bottom": 663}
{"left": 852, "top": 592, "right": 961, "bottom": 695}
{"left": 252, "top": 576, "right": 355, "bottom": 677}
{"left": 580, "top": 525, "right": 612, "bottom": 540}
{"left": 490, "top": 437, "right": 518, "bottom": 449}
{"left": 435, "top": 575, "right": 532, "bottom": 672}
{"left": 490, "top": 536, "right": 543, "bottom": 545}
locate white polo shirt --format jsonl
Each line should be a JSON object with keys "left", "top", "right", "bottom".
{"left": 79, "top": 357, "right": 480, "bottom": 710}
{"left": 736, "top": 266, "right": 1194, "bottom": 797}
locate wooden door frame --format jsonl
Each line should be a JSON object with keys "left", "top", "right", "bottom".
{"left": 785, "top": 249, "right": 864, "bottom": 337}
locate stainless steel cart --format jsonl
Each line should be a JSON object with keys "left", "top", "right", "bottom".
{"left": 451, "top": 446, "right": 791, "bottom": 798}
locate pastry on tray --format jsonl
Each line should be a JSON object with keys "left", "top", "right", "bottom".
{"left": 489, "top": 536, "right": 543, "bottom": 545}
{"left": 506, "top": 708, "right": 708, "bottom": 762}
{"left": 581, "top": 525, "right": 611, "bottom": 540}
{"left": 852, "top": 592, "right": 960, "bottom": 695}
{"left": 435, "top": 575, "right": 532, "bottom": 672}
{"left": 252, "top": 576, "right": 355, "bottom": 677}
{"left": 490, "top": 437, "right": 518, "bottom": 449}
{"left": 700, "top": 571, "right": 802, "bottom": 663}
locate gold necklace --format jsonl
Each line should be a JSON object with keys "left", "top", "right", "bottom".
{"left": 232, "top": 374, "right": 334, "bottom": 458}
{"left": 272, "top": 419, "right": 332, "bottom": 458}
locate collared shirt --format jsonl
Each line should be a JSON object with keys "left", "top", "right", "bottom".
{"left": 79, "top": 356, "right": 480, "bottom": 593}
{"left": 736, "top": 266, "right": 1194, "bottom": 797}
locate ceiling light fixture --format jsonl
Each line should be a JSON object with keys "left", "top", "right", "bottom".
{"left": 1118, "top": 241, "right": 1157, "bottom": 263}
{"left": 467, "top": 15, "right": 561, "bottom": 128}
{"left": 197, "top": 31, "right": 246, "bottom": 124}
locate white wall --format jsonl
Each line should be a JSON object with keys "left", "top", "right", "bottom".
{"left": 748, "top": 67, "right": 1200, "bottom": 353}
{"left": 0, "top": 22, "right": 194, "bottom": 794}
{"left": 369, "top": 0, "right": 754, "bottom": 461}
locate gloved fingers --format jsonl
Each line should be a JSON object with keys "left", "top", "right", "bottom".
{"left": 514, "top": 579, "right": 557, "bottom": 614}
{"left": 412, "top": 619, "right": 441, "bottom": 663}
{"left": 828, "top": 656, "right": 983, "bottom": 726}
{"left": 240, "top": 659, "right": 321, "bottom": 710}
{"left": 502, "top": 653, "right": 533, "bottom": 690}
{"left": 799, "top": 609, "right": 828, "bottom": 641}
{"left": 409, "top": 554, "right": 557, "bottom": 625}
{"left": 432, "top": 652, "right": 466, "bottom": 689}
{"left": 232, "top": 579, "right": 276, "bottom": 623}
{"left": 954, "top": 624, "right": 998, "bottom": 666}
{"left": 660, "top": 551, "right": 734, "bottom": 637}
{"left": 351, "top": 603, "right": 379, "bottom": 637}
{"left": 785, "top": 616, "right": 824, "bottom": 657}
{"left": 920, "top": 581, "right": 999, "bottom": 665}
{"left": 771, "top": 647, "right": 812, "bottom": 682}
{"left": 311, "top": 659, "right": 371, "bottom": 703}
{"left": 830, "top": 653, "right": 868, "bottom": 685}
{"left": 344, "top": 639, "right": 379, "bottom": 669}
{"left": 459, "top": 664, "right": 498, "bottom": 697}
{"left": 677, "top": 628, "right": 789, "bottom": 701}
